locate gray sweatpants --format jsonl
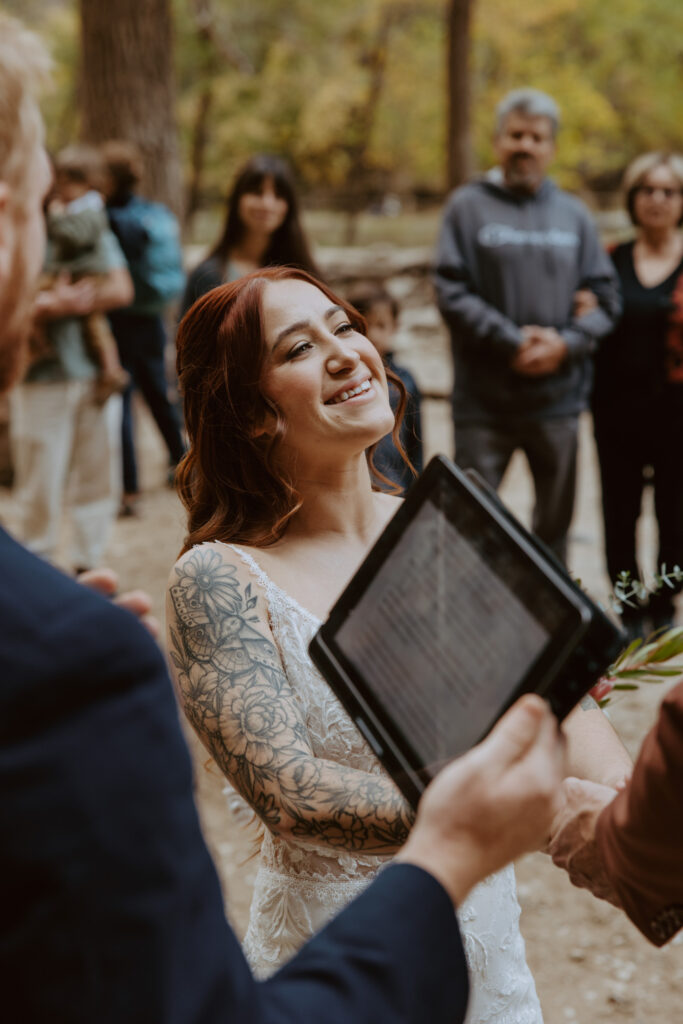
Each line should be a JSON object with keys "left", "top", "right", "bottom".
{"left": 454, "top": 416, "right": 579, "bottom": 566}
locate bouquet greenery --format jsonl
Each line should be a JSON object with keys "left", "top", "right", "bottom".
{"left": 590, "top": 565, "right": 683, "bottom": 706}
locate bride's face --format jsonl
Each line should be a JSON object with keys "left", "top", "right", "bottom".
{"left": 259, "top": 278, "right": 394, "bottom": 464}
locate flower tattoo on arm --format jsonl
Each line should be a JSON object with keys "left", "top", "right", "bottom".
{"left": 168, "top": 548, "right": 414, "bottom": 850}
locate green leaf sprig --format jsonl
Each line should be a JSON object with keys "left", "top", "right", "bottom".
{"left": 610, "top": 564, "right": 683, "bottom": 614}
{"left": 598, "top": 626, "right": 683, "bottom": 705}
{"left": 591, "top": 564, "right": 683, "bottom": 707}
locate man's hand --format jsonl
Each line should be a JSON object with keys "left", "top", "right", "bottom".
{"left": 77, "top": 568, "right": 159, "bottom": 638}
{"left": 34, "top": 272, "right": 98, "bottom": 321}
{"left": 548, "top": 776, "right": 621, "bottom": 905}
{"left": 397, "top": 695, "right": 566, "bottom": 906}
{"left": 512, "top": 326, "right": 568, "bottom": 377}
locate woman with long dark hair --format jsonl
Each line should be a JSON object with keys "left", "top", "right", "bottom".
{"left": 166, "top": 267, "right": 631, "bottom": 1017}
{"left": 180, "top": 154, "right": 320, "bottom": 316}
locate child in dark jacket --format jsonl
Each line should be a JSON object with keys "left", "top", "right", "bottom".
{"left": 347, "top": 283, "right": 423, "bottom": 493}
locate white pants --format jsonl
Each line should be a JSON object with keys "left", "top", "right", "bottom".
{"left": 9, "top": 380, "right": 122, "bottom": 570}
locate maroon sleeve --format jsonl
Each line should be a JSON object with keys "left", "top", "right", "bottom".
{"left": 595, "top": 681, "right": 683, "bottom": 945}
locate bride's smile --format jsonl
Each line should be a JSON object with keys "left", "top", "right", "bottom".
{"left": 260, "top": 278, "right": 394, "bottom": 460}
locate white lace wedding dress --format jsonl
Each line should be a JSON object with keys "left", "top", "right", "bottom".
{"left": 225, "top": 543, "right": 543, "bottom": 1023}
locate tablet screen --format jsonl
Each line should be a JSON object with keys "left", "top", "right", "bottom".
{"left": 332, "top": 476, "right": 579, "bottom": 767}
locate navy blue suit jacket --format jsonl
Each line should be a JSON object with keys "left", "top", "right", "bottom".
{"left": 0, "top": 527, "right": 468, "bottom": 1022}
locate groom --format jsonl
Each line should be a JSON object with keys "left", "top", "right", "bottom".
{"left": 0, "top": 15, "right": 565, "bottom": 1023}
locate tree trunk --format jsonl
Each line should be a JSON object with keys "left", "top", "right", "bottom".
{"left": 79, "top": 0, "right": 183, "bottom": 218}
{"left": 446, "top": 0, "right": 474, "bottom": 191}
{"left": 342, "top": 12, "right": 395, "bottom": 245}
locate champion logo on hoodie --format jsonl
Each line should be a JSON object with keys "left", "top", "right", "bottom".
{"left": 478, "top": 223, "right": 579, "bottom": 249}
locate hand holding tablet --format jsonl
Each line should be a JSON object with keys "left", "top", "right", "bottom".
{"left": 397, "top": 693, "right": 566, "bottom": 904}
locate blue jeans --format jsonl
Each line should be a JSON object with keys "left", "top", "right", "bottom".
{"left": 108, "top": 312, "right": 186, "bottom": 495}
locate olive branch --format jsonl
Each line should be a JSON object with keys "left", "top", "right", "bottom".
{"left": 593, "top": 564, "right": 683, "bottom": 706}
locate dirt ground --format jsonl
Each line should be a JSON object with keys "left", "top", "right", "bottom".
{"left": 3, "top": 330, "right": 681, "bottom": 1020}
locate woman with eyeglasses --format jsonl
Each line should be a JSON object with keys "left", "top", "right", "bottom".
{"left": 591, "top": 153, "right": 683, "bottom": 638}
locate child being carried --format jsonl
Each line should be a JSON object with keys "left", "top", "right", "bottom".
{"left": 41, "top": 145, "right": 130, "bottom": 404}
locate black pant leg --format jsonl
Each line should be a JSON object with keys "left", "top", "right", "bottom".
{"left": 124, "top": 316, "right": 186, "bottom": 467}
{"left": 119, "top": 379, "right": 138, "bottom": 494}
{"left": 593, "top": 411, "right": 646, "bottom": 586}
{"left": 651, "top": 406, "right": 683, "bottom": 615}
{"left": 110, "top": 312, "right": 139, "bottom": 494}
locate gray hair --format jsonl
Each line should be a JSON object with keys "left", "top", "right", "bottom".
{"left": 495, "top": 89, "right": 560, "bottom": 138}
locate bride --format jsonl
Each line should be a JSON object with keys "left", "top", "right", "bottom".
{"left": 167, "top": 267, "right": 631, "bottom": 1022}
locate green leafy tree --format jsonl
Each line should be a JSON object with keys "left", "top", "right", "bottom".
{"left": 16, "top": 0, "right": 683, "bottom": 217}
{"left": 472, "top": 0, "right": 683, "bottom": 193}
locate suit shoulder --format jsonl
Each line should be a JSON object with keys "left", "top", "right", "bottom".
{"left": 0, "top": 530, "right": 167, "bottom": 738}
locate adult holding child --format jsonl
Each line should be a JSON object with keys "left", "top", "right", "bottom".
{"left": 180, "top": 153, "right": 320, "bottom": 315}
{"left": 10, "top": 143, "right": 132, "bottom": 573}
{"left": 591, "top": 153, "right": 683, "bottom": 637}
{"left": 167, "top": 266, "right": 633, "bottom": 1021}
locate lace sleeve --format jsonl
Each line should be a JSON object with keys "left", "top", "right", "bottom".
{"left": 166, "top": 544, "right": 414, "bottom": 852}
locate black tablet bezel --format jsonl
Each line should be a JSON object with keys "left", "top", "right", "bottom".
{"left": 309, "top": 455, "right": 592, "bottom": 806}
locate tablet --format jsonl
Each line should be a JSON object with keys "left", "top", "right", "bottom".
{"left": 309, "top": 455, "right": 625, "bottom": 807}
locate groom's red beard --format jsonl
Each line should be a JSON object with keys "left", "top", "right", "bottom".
{"left": 0, "top": 242, "right": 36, "bottom": 394}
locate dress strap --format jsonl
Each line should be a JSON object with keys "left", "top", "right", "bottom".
{"left": 205, "top": 540, "right": 321, "bottom": 626}
{"left": 213, "top": 541, "right": 273, "bottom": 592}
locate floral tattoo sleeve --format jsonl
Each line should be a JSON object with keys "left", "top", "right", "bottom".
{"left": 167, "top": 547, "right": 414, "bottom": 851}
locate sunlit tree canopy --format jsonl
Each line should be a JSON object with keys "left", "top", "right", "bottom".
{"left": 10, "top": 0, "right": 683, "bottom": 212}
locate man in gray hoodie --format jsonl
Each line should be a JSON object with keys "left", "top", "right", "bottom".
{"left": 435, "top": 88, "right": 620, "bottom": 564}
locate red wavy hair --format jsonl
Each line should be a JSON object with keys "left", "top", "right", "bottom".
{"left": 176, "top": 266, "right": 410, "bottom": 553}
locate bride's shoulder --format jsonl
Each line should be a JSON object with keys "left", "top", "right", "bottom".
{"left": 167, "top": 540, "right": 264, "bottom": 594}
{"left": 166, "top": 541, "right": 278, "bottom": 642}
